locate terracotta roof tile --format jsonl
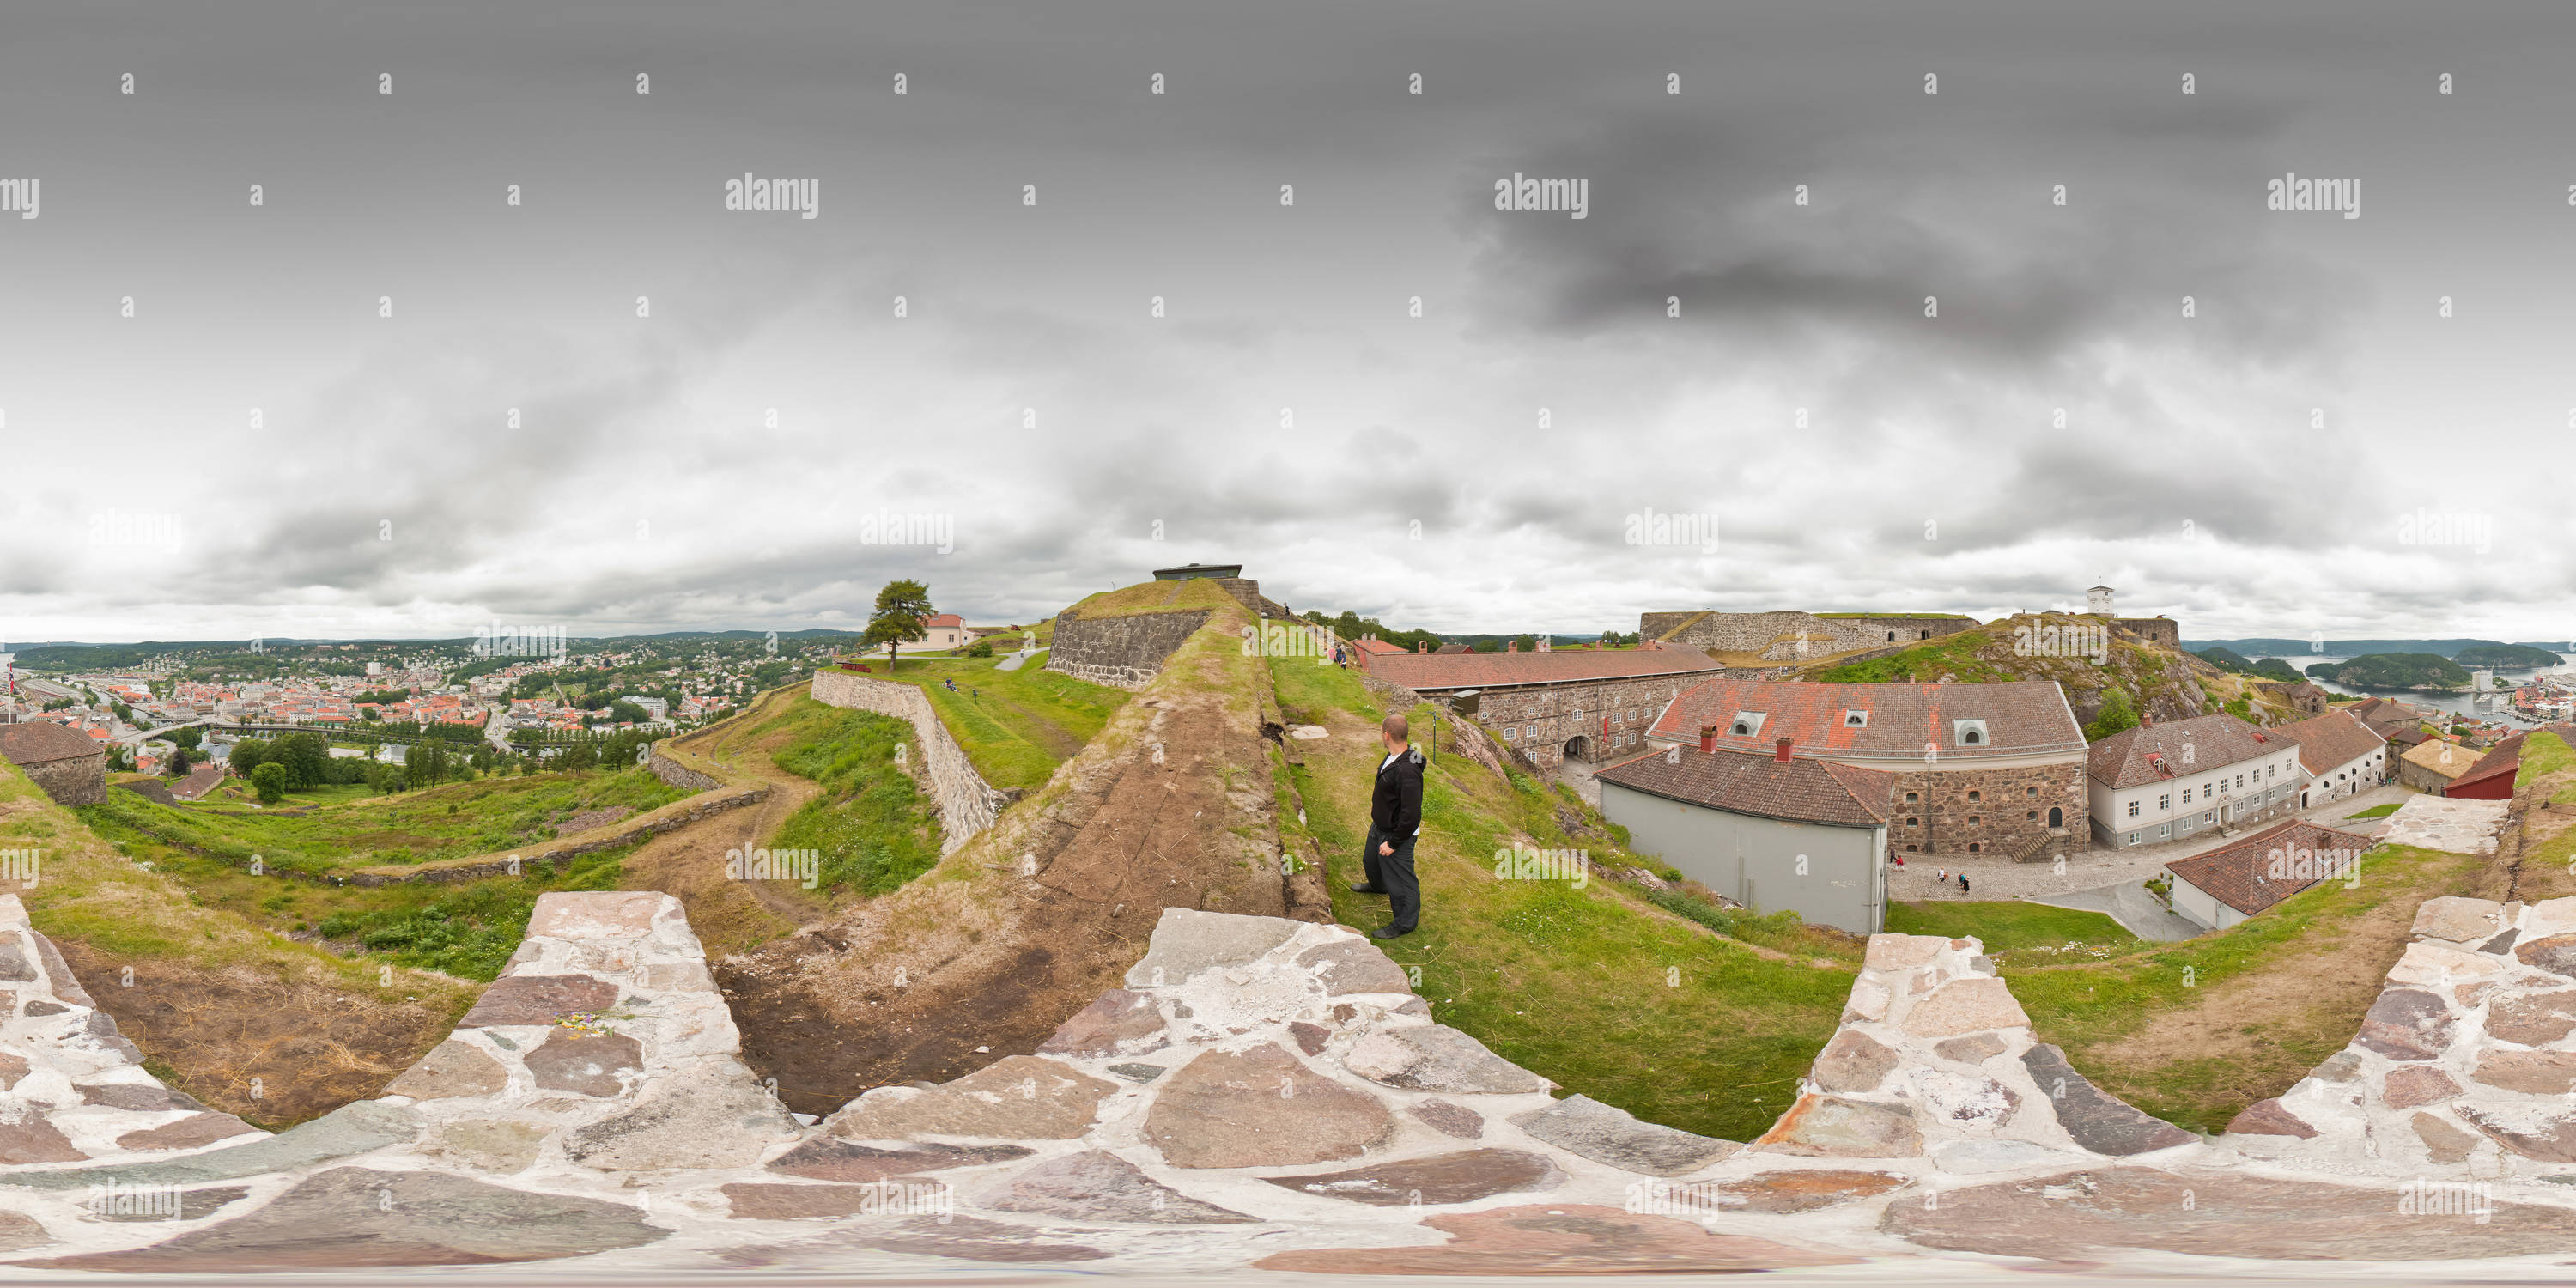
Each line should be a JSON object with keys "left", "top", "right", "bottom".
{"left": 1650, "top": 678, "right": 2083, "bottom": 763}
{"left": 2087, "top": 713, "right": 2284, "bottom": 788}
{"left": 2270, "top": 709, "right": 2385, "bottom": 776}
{"left": 1596, "top": 744, "right": 1894, "bottom": 828}
{"left": 0, "top": 720, "right": 107, "bottom": 764}
{"left": 2166, "top": 820, "right": 2375, "bottom": 916}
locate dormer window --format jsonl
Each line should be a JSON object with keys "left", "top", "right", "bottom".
{"left": 1729, "top": 712, "right": 1766, "bottom": 738}
{"left": 1953, "top": 719, "right": 1988, "bottom": 746}
{"left": 1843, "top": 710, "right": 1867, "bottom": 727}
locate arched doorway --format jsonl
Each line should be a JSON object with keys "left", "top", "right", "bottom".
{"left": 2047, "top": 805, "right": 2063, "bottom": 829}
{"left": 1562, "top": 735, "right": 1594, "bottom": 763}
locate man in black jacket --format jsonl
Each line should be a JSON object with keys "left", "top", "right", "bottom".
{"left": 1350, "top": 713, "right": 1425, "bottom": 939}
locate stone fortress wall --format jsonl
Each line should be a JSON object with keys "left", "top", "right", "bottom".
{"left": 1643, "top": 611, "right": 1979, "bottom": 661}
{"left": 1043, "top": 611, "right": 1212, "bottom": 690}
{"left": 810, "top": 668, "right": 1008, "bottom": 854}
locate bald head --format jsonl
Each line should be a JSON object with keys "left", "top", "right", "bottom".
{"left": 1382, "top": 713, "right": 1408, "bottom": 746}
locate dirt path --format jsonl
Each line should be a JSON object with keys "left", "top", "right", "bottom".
{"left": 714, "top": 635, "right": 1295, "bottom": 1117}
{"left": 616, "top": 689, "right": 838, "bottom": 955}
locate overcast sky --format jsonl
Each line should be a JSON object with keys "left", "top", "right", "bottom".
{"left": 3, "top": 1, "right": 2572, "bottom": 646}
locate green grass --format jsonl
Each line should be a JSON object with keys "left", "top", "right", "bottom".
{"left": 2519, "top": 732, "right": 2574, "bottom": 804}
{"left": 2344, "top": 802, "right": 2402, "bottom": 819}
{"left": 1276, "top": 654, "right": 1862, "bottom": 1142}
{"left": 1061, "top": 576, "right": 1236, "bottom": 619}
{"left": 831, "top": 652, "right": 1126, "bottom": 792}
{"left": 1997, "top": 843, "right": 2489, "bottom": 1133}
{"left": 75, "top": 766, "right": 690, "bottom": 875}
{"left": 1814, "top": 630, "right": 2013, "bottom": 683}
{"left": 1886, "top": 899, "right": 2144, "bottom": 957}
{"left": 759, "top": 698, "right": 945, "bottom": 896}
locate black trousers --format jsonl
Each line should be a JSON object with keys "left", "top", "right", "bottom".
{"left": 1362, "top": 826, "right": 1421, "bottom": 933}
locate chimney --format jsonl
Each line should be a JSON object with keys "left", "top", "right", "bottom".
{"left": 1506, "top": 641, "right": 1517, "bottom": 653}
{"left": 1775, "top": 737, "right": 1794, "bottom": 763}
{"left": 1699, "top": 724, "right": 1718, "bottom": 754}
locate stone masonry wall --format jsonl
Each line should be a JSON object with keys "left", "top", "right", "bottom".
{"left": 2220, "top": 893, "right": 2576, "bottom": 1178}
{"left": 16, "top": 755, "right": 105, "bottom": 808}
{"left": 644, "top": 746, "right": 722, "bottom": 793}
{"left": 1886, "top": 761, "right": 2091, "bottom": 858}
{"left": 1044, "top": 609, "right": 1212, "bottom": 690}
{"left": 810, "top": 668, "right": 1007, "bottom": 854}
{"left": 1643, "top": 611, "right": 1974, "bottom": 659}
{"left": 1472, "top": 674, "right": 1705, "bottom": 767}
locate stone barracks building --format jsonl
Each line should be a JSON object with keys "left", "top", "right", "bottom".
{"left": 1639, "top": 610, "right": 1979, "bottom": 661}
{"left": 0, "top": 720, "right": 109, "bottom": 806}
{"left": 1360, "top": 644, "right": 1727, "bottom": 768}
{"left": 1643, "top": 677, "right": 2091, "bottom": 859}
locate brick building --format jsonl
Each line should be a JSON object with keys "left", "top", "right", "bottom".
{"left": 1360, "top": 645, "right": 1728, "bottom": 768}
{"left": 1644, "top": 677, "right": 2090, "bottom": 858}
{"left": 0, "top": 720, "right": 109, "bottom": 806}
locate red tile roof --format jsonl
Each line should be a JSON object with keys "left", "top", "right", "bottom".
{"left": 1350, "top": 638, "right": 1407, "bottom": 655}
{"left": 1363, "top": 644, "right": 1725, "bottom": 692}
{"left": 2087, "top": 713, "right": 2283, "bottom": 789}
{"left": 2270, "top": 709, "right": 2385, "bottom": 777}
{"left": 1650, "top": 678, "right": 2083, "bottom": 764}
{"left": 1596, "top": 744, "right": 1895, "bottom": 828}
{"left": 2165, "top": 820, "right": 2376, "bottom": 916}
{"left": 925, "top": 614, "right": 964, "bottom": 628}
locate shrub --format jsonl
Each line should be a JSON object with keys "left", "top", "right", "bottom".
{"left": 250, "top": 762, "right": 289, "bottom": 805}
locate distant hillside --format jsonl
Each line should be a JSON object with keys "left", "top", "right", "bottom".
{"left": 2305, "top": 653, "right": 2472, "bottom": 692}
{"left": 2182, "top": 637, "right": 2536, "bottom": 660}
{"left": 2194, "top": 647, "right": 2305, "bottom": 683}
{"left": 1814, "top": 613, "right": 2298, "bottom": 735}
{"left": 2454, "top": 643, "right": 2567, "bottom": 667}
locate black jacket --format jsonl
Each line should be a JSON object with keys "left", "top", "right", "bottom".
{"left": 1370, "top": 746, "right": 1425, "bottom": 837}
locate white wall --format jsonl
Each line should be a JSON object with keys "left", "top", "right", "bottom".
{"left": 1601, "top": 781, "right": 1885, "bottom": 933}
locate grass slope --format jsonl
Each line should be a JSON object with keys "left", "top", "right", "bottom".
{"left": 748, "top": 696, "right": 945, "bottom": 896}
{"left": 829, "top": 653, "right": 1126, "bottom": 792}
{"left": 80, "top": 769, "right": 689, "bottom": 875}
{"left": 1272, "top": 655, "right": 1859, "bottom": 1142}
{"left": 1, "top": 759, "right": 478, "bottom": 1127}
{"left": 1886, "top": 900, "right": 2142, "bottom": 958}
{"left": 2000, "top": 843, "right": 2489, "bottom": 1133}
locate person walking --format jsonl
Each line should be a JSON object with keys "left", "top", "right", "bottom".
{"left": 1959, "top": 873, "right": 1971, "bottom": 895}
{"left": 1348, "top": 713, "right": 1425, "bottom": 940}
{"left": 1936, "top": 866, "right": 1947, "bottom": 888}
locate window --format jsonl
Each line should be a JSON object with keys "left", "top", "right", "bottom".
{"left": 1967, "top": 790, "right": 1982, "bottom": 802}
{"left": 2026, "top": 786, "right": 2039, "bottom": 797}
{"left": 1967, "top": 814, "right": 1980, "bottom": 824}
{"left": 1905, "top": 791, "right": 1920, "bottom": 804}
{"left": 2182, "top": 789, "right": 2192, "bottom": 805}
{"left": 1953, "top": 719, "right": 1988, "bottom": 746}
{"left": 1505, "top": 726, "right": 1517, "bottom": 742}
{"left": 2158, "top": 793, "right": 2171, "bottom": 811}
{"left": 2127, "top": 800, "right": 2140, "bottom": 818}
{"left": 1730, "top": 711, "right": 1766, "bottom": 737}
{"left": 2127, "top": 832, "right": 2141, "bottom": 845}
{"left": 2160, "top": 823, "right": 2172, "bottom": 838}
{"left": 2026, "top": 811, "right": 2038, "bottom": 821}
{"left": 1967, "top": 842, "right": 1981, "bottom": 853}
{"left": 2204, "top": 811, "right": 2215, "bottom": 824}
{"left": 1906, "top": 817, "right": 1920, "bottom": 827}
{"left": 1844, "top": 710, "right": 1867, "bottom": 727}
{"left": 1905, "top": 844, "right": 1919, "bottom": 853}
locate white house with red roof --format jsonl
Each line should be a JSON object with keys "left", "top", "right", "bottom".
{"left": 922, "top": 614, "right": 966, "bottom": 649}
{"left": 2085, "top": 712, "right": 2306, "bottom": 850}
